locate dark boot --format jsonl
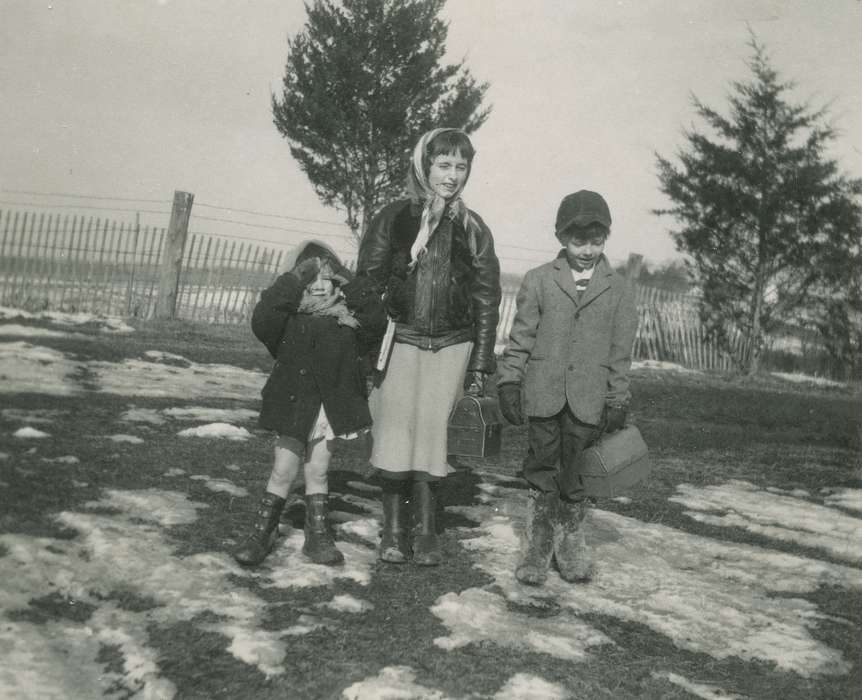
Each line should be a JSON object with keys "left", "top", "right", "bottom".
{"left": 233, "top": 492, "right": 286, "bottom": 567}
{"left": 515, "top": 490, "right": 557, "bottom": 586}
{"left": 411, "top": 481, "right": 441, "bottom": 566}
{"left": 301, "top": 494, "right": 344, "bottom": 566}
{"left": 553, "top": 498, "right": 595, "bottom": 583}
{"left": 378, "top": 480, "right": 410, "bottom": 563}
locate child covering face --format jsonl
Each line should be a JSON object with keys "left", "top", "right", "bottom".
{"left": 234, "top": 241, "right": 386, "bottom": 568}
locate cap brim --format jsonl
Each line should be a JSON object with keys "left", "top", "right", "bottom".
{"left": 555, "top": 214, "right": 611, "bottom": 235}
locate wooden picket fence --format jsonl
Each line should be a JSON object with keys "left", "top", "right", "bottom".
{"left": 0, "top": 208, "right": 288, "bottom": 323}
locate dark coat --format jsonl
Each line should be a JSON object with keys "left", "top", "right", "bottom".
{"left": 496, "top": 254, "right": 638, "bottom": 424}
{"left": 252, "top": 272, "right": 386, "bottom": 442}
{"left": 356, "top": 198, "right": 501, "bottom": 374}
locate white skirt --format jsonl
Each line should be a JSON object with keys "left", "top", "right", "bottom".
{"left": 368, "top": 341, "right": 472, "bottom": 478}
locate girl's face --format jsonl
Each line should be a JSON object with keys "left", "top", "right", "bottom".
{"left": 427, "top": 151, "right": 469, "bottom": 200}
{"left": 306, "top": 260, "right": 335, "bottom": 297}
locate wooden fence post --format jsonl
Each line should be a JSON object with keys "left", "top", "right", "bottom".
{"left": 154, "top": 190, "right": 194, "bottom": 319}
{"left": 625, "top": 253, "right": 643, "bottom": 283}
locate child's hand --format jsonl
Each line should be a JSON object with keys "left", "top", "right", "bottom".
{"left": 497, "top": 383, "right": 525, "bottom": 425}
{"left": 292, "top": 256, "right": 321, "bottom": 287}
{"left": 325, "top": 258, "right": 352, "bottom": 286}
{"left": 602, "top": 403, "right": 627, "bottom": 433}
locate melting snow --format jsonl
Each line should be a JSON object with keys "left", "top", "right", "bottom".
{"left": 0, "top": 487, "right": 381, "bottom": 696}
{"left": 318, "top": 594, "right": 374, "bottom": 614}
{"left": 671, "top": 480, "right": 862, "bottom": 562}
{"left": 118, "top": 407, "right": 165, "bottom": 425}
{"left": 494, "top": 674, "right": 570, "bottom": 700}
{"left": 163, "top": 468, "right": 186, "bottom": 477}
{"left": 177, "top": 423, "right": 252, "bottom": 441}
{"left": 2, "top": 408, "right": 67, "bottom": 424}
{"left": 163, "top": 407, "right": 258, "bottom": 423}
{"left": 41, "top": 455, "right": 80, "bottom": 465}
{"left": 0, "top": 342, "right": 265, "bottom": 400}
{"left": 189, "top": 475, "right": 249, "bottom": 497}
{"left": 106, "top": 434, "right": 144, "bottom": 444}
{"left": 823, "top": 488, "right": 862, "bottom": 515}
{"left": 652, "top": 671, "right": 745, "bottom": 699}
{"left": 0, "top": 324, "right": 85, "bottom": 340}
{"left": 0, "top": 307, "right": 135, "bottom": 333}
{"left": 439, "top": 477, "right": 862, "bottom": 678}
{"left": 631, "top": 359, "right": 699, "bottom": 373}
{"left": 13, "top": 427, "right": 50, "bottom": 439}
{"left": 771, "top": 371, "right": 846, "bottom": 388}
{"left": 342, "top": 666, "right": 448, "bottom": 700}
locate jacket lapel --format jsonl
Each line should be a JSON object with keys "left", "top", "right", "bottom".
{"left": 578, "top": 255, "right": 612, "bottom": 309}
{"left": 553, "top": 257, "right": 582, "bottom": 306}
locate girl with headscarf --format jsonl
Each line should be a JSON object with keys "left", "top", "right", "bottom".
{"left": 235, "top": 241, "right": 386, "bottom": 568}
{"left": 357, "top": 128, "right": 502, "bottom": 566}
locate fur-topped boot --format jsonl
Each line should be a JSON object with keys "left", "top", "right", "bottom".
{"left": 302, "top": 494, "right": 345, "bottom": 565}
{"left": 233, "top": 492, "right": 286, "bottom": 567}
{"left": 411, "top": 481, "right": 441, "bottom": 566}
{"left": 379, "top": 480, "right": 410, "bottom": 563}
{"left": 553, "top": 498, "right": 595, "bottom": 583}
{"left": 515, "top": 490, "right": 557, "bottom": 586}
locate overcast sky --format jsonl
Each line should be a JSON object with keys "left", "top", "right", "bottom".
{"left": 2, "top": 0, "right": 860, "bottom": 273}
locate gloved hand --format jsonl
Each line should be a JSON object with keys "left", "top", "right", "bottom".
{"left": 323, "top": 257, "right": 353, "bottom": 286}
{"left": 497, "top": 383, "right": 525, "bottom": 425}
{"left": 291, "top": 256, "right": 321, "bottom": 288}
{"left": 463, "top": 370, "right": 486, "bottom": 397}
{"left": 602, "top": 403, "right": 627, "bottom": 434}
{"left": 341, "top": 276, "right": 375, "bottom": 308}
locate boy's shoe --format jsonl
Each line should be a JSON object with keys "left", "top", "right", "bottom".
{"left": 411, "top": 481, "right": 441, "bottom": 566}
{"left": 302, "top": 494, "right": 344, "bottom": 566}
{"left": 233, "top": 492, "right": 286, "bottom": 567}
{"left": 553, "top": 499, "right": 595, "bottom": 583}
{"left": 379, "top": 482, "right": 410, "bottom": 563}
{"left": 515, "top": 490, "right": 557, "bottom": 586}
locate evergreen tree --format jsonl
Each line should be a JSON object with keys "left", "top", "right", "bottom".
{"left": 272, "top": 0, "right": 490, "bottom": 239}
{"left": 654, "top": 36, "right": 862, "bottom": 373}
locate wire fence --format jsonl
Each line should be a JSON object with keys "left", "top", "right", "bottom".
{"left": 0, "top": 205, "right": 836, "bottom": 376}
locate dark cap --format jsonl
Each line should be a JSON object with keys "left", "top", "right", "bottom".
{"left": 554, "top": 190, "right": 611, "bottom": 235}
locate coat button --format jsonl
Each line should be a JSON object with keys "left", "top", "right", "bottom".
{"left": 568, "top": 364, "right": 574, "bottom": 371}
{"left": 299, "top": 368, "right": 307, "bottom": 376}
{"left": 289, "top": 394, "right": 296, "bottom": 401}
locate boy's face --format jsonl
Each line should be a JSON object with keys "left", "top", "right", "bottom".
{"left": 428, "top": 151, "right": 469, "bottom": 200}
{"left": 558, "top": 227, "right": 607, "bottom": 271}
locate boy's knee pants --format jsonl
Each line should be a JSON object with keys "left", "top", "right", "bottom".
{"left": 523, "top": 407, "right": 601, "bottom": 501}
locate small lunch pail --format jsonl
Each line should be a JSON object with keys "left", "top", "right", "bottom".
{"left": 447, "top": 395, "right": 502, "bottom": 458}
{"left": 579, "top": 424, "right": 651, "bottom": 498}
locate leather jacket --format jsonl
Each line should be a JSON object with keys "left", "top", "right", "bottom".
{"left": 357, "top": 198, "right": 501, "bottom": 374}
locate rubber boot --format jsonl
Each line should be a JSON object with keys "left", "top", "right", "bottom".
{"left": 553, "top": 498, "right": 595, "bottom": 583}
{"left": 378, "top": 480, "right": 410, "bottom": 563}
{"left": 411, "top": 481, "right": 441, "bottom": 566}
{"left": 233, "top": 492, "right": 286, "bottom": 567}
{"left": 515, "top": 490, "right": 557, "bottom": 586}
{"left": 302, "top": 494, "right": 344, "bottom": 566}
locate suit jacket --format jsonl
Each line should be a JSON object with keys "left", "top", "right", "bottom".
{"left": 496, "top": 253, "right": 638, "bottom": 423}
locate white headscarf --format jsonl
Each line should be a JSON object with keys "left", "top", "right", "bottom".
{"left": 406, "top": 128, "right": 473, "bottom": 267}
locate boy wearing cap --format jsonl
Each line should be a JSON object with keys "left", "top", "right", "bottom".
{"left": 496, "top": 190, "right": 638, "bottom": 586}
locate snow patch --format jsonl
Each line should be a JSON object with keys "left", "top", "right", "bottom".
{"left": 0, "top": 307, "right": 135, "bottom": 333}
{"left": 0, "top": 342, "right": 80, "bottom": 396}
{"left": 119, "top": 407, "right": 165, "bottom": 425}
{"left": 41, "top": 455, "right": 80, "bottom": 465}
{"left": 13, "top": 426, "right": 50, "bottom": 439}
{"left": 189, "top": 475, "right": 249, "bottom": 497}
{"left": 2, "top": 408, "right": 67, "bottom": 424}
{"left": 441, "top": 478, "right": 862, "bottom": 678}
{"left": 652, "top": 671, "right": 745, "bottom": 699}
{"left": 177, "top": 423, "right": 252, "bottom": 441}
{"left": 342, "top": 666, "right": 448, "bottom": 700}
{"left": 632, "top": 359, "right": 699, "bottom": 373}
{"left": 318, "top": 594, "right": 374, "bottom": 614}
{"left": 823, "top": 488, "right": 862, "bottom": 515}
{"left": 106, "top": 434, "right": 145, "bottom": 444}
{"left": 0, "top": 324, "right": 84, "bottom": 339}
{"left": 771, "top": 371, "right": 846, "bottom": 388}
{"left": 671, "top": 480, "right": 862, "bottom": 562}
{"left": 494, "top": 673, "right": 570, "bottom": 700}
{"left": 163, "top": 406, "right": 258, "bottom": 423}
{"left": 163, "top": 468, "right": 186, "bottom": 477}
